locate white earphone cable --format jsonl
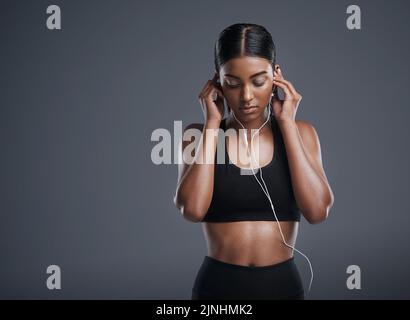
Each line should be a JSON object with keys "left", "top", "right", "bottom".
{"left": 230, "top": 98, "right": 314, "bottom": 293}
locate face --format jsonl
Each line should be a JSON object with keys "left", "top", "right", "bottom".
{"left": 218, "top": 56, "right": 276, "bottom": 120}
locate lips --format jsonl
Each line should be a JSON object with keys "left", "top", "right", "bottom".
{"left": 240, "top": 106, "right": 258, "bottom": 114}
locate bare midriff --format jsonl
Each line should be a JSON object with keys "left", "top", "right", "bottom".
{"left": 202, "top": 221, "right": 299, "bottom": 267}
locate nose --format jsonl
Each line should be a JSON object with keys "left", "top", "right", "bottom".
{"left": 240, "top": 85, "right": 254, "bottom": 105}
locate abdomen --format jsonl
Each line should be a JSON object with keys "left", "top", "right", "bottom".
{"left": 202, "top": 221, "right": 299, "bottom": 266}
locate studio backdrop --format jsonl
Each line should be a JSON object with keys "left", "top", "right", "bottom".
{"left": 1, "top": 0, "right": 409, "bottom": 299}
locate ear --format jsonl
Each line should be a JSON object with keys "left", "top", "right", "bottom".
{"left": 214, "top": 71, "right": 222, "bottom": 90}
{"left": 215, "top": 71, "right": 221, "bottom": 83}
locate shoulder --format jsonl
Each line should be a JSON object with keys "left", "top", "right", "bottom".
{"left": 295, "top": 119, "right": 314, "bottom": 130}
{"left": 295, "top": 120, "right": 323, "bottom": 162}
{"left": 295, "top": 120, "right": 320, "bottom": 141}
{"left": 295, "top": 120, "right": 333, "bottom": 199}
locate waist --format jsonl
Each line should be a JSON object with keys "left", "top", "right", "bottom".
{"left": 203, "top": 220, "right": 299, "bottom": 267}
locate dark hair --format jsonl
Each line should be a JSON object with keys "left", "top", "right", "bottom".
{"left": 214, "top": 23, "right": 278, "bottom": 113}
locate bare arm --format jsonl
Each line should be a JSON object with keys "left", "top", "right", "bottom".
{"left": 173, "top": 120, "right": 221, "bottom": 222}
{"left": 271, "top": 66, "right": 334, "bottom": 224}
{"left": 174, "top": 73, "right": 225, "bottom": 222}
{"left": 279, "top": 119, "right": 334, "bottom": 224}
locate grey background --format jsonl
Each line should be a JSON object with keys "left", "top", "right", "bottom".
{"left": 0, "top": 0, "right": 409, "bottom": 299}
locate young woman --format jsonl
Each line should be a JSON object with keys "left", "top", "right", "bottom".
{"left": 174, "top": 23, "right": 334, "bottom": 300}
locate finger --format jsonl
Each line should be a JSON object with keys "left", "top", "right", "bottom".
{"left": 204, "top": 84, "right": 224, "bottom": 102}
{"left": 277, "top": 78, "right": 297, "bottom": 95}
{"left": 199, "top": 78, "right": 219, "bottom": 99}
{"left": 198, "top": 82, "right": 209, "bottom": 99}
{"left": 272, "top": 79, "right": 292, "bottom": 98}
{"left": 281, "top": 79, "right": 301, "bottom": 100}
{"left": 199, "top": 80, "right": 212, "bottom": 97}
{"left": 210, "top": 86, "right": 224, "bottom": 101}
{"left": 200, "top": 85, "right": 212, "bottom": 100}
{"left": 273, "top": 77, "right": 298, "bottom": 97}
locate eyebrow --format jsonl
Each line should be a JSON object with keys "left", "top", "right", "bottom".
{"left": 224, "top": 71, "right": 268, "bottom": 80}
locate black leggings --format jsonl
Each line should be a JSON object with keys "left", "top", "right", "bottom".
{"left": 191, "top": 256, "right": 305, "bottom": 300}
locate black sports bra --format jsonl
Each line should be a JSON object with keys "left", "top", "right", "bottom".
{"left": 201, "top": 114, "right": 301, "bottom": 222}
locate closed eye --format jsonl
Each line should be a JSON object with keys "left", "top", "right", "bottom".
{"left": 226, "top": 82, "right": 266, "bottom": 88}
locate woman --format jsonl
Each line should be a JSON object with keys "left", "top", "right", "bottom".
{"left": 174, "top": 23, "right": 334, "bottom": 300}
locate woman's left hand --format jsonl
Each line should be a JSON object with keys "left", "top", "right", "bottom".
{"left": 271, "top": 66, "right": 302, "bottom": 124}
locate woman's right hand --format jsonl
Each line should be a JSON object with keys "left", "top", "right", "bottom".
{"left": 198, "top": 72, "right": 225, "bottom": 123}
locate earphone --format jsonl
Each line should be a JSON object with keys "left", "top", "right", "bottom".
{"left": 230, "top": 93, "right": 314, "bottom": 294}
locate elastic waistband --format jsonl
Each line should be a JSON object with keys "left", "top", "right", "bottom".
{"left": 204, "top": 255, "right": 294, "bottom": 271}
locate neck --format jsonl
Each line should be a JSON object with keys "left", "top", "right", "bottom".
{"left": 226, "top": 109, "right": 272, "bottom": 145}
